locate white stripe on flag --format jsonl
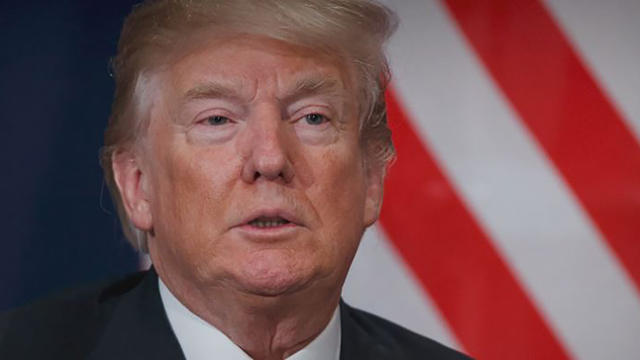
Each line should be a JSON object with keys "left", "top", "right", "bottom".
{"left": 383, "top": 0, "right": 640, "bottom": 359}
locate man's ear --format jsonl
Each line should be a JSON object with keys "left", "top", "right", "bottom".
{"left": 363, "top": 162, "right": 386, "bottom": 227}
{"left": 111, "top": 150, "right": 153, "bottom": 232}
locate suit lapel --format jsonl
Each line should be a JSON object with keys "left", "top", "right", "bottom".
{"left": 339, "top": 301, "right": 392, "bottom": 360}
{"left": 88, "top": 270, "right": 185, "bottom": 360}
{"left": 88, "top": 276, "right": 389, "bottom": 360}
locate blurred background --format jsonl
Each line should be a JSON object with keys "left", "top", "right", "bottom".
{"left": 0, "top": 1, "right": 139, "bottom": 309}
{"left": 2, "top": 1, "right": 639, "bottom": 359}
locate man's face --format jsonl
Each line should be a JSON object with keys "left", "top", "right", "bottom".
{"left": 122, "top": 35, "right": 383, "bottom": 296}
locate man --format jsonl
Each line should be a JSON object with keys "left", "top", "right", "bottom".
{"left": 0, "top": 1, "right": 471, "bottom": 359}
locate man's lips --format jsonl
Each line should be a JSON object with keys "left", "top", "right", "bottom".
{"left": 230, "top": 208, "right": 304, "bottom": 241}
{"left": 235, "top": 208, "right": 304, "bottom": 229}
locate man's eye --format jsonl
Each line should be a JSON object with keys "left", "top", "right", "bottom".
{"left": 304, "top": 113, "right": 328, "bottom": 125}
{"left": 205, "top": 115, "right": 230, "bottom": 126}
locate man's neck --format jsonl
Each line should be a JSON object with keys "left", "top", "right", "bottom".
{"left": 156, "top": 268, "right": 341, "bottom": 360}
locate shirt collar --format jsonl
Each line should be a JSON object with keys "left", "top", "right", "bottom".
{"left": 159, "top": 278, "right": 341, "bottom": 360}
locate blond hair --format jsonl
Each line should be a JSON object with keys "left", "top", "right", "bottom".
{"left": 101, "top": 0, "right": 398, "bottom": 251}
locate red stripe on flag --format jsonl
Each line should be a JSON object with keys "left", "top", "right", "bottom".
{"left": 381, "top": 90, "right": 572, "bottom": 359}
{"left": 442, "top": 0, "right": 640, "bottom": 293}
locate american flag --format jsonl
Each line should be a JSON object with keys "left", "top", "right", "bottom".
{"left": 342, "top": 1, "right": 640, "bottom": 359}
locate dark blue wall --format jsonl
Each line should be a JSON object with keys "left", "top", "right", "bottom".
{"left": 0, "top": 1, "right": 140, "bottom": 310}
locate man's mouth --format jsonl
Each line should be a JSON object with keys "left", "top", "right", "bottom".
{"left": 248, "top": 216, "right": 291, "bottom": 228}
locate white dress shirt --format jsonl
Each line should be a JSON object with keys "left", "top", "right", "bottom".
{"left": 159, "top": 278, "right": 341, "bottom": 360}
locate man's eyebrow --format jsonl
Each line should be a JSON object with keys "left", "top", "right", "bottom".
{"left": 182, "top": 81, "right": 244, "bottom": 103}
{"left": 280, "top": 76, "right": 345, "bottom": 103}
{"left": 181, "top": 77, "right": 345, "bottom": 105}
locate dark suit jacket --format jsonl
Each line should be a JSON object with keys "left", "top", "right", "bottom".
{"left": 0, "top": 270, "right": 471, "bottom": 359}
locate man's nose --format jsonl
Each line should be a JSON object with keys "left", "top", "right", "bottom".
{"left": 239, "top": 108, "right": 294, "bottom": 184}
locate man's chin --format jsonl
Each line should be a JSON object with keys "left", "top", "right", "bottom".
{"left": 234, "top": 272, "right": 313, "bottom": 298}
{"left": 227, "top": 249, "right": 320, "bottom": 297}
{"left": 229, "top": 263, "right": 318, "bottom": 298}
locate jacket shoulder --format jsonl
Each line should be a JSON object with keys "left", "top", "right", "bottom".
{"left": 0, "top": 271, "right": 147, "bottom": 359}
{"left": 341, "top": 302, "right": 473, "bottom": 359}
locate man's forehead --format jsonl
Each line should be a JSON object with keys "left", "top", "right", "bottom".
{"left": 164, "top": 35, "right": 355, "bottom": 99}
